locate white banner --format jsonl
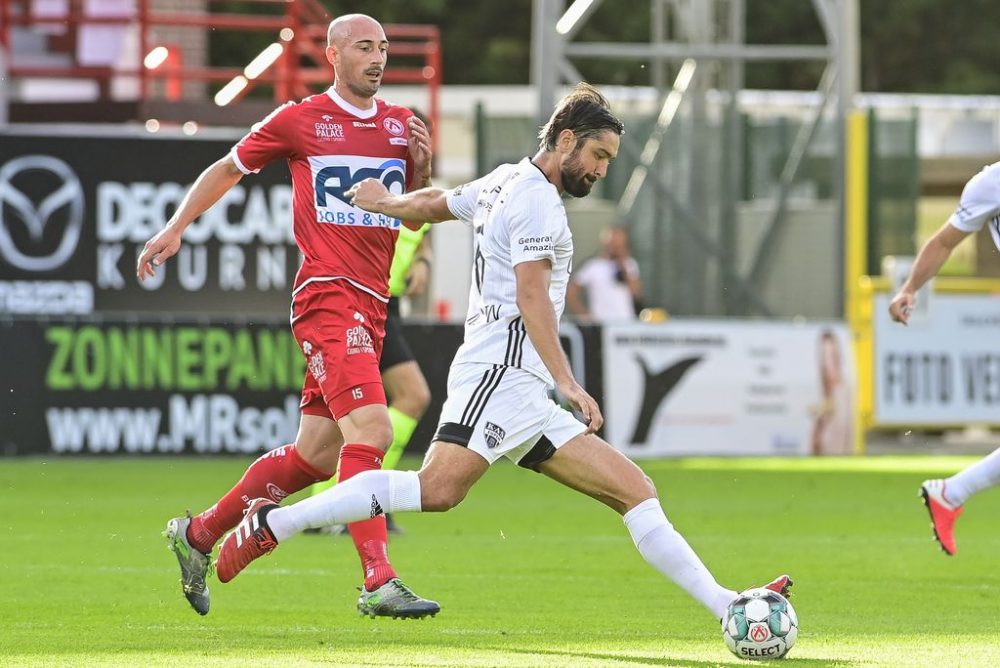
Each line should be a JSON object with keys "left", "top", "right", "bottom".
{"left": 602, "top": 321, "right": 855, "bottom": 457}
{"left": 874, "top": 293, "right": 1000, "bottom": 425}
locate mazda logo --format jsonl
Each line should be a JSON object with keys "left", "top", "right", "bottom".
{"left": 0, "top": 155, "right": 84, "bottom": 272}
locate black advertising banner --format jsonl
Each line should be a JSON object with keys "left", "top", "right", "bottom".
{"left": 0, "top": 130, "right": 298, "bottom": 315}
{"left": 0, "top": 132, "right": 609, "bottom": 458}
{"left": 1, "top": 319, "right": 305, "bottom": 455}
{"left": 0, "top": 318, "right": 601, "bottom": 457}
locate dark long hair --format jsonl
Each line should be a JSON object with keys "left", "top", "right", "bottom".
{"left": 538, "top": 82, "right": 625, "bottom": 151}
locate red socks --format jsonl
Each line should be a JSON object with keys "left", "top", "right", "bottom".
{"left": 338, "top": 443, "right": 397, "bottom": 591}
{"left": 185, "top": 441, "right": 395, "bottom": 592}
{"left": 186, "top": 444, "right": 331, "bottom": 554}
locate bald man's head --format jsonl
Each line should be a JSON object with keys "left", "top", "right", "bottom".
{"left": 324, "top": 13, "right": 388, "bottom": 105}
{"left": 327, "top": 13, "right": 383, "bottom": 48}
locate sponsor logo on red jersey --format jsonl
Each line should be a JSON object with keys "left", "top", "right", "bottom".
{"left": 345, "top": 324, "right": 374, "bottom": 355}
{"left": 309, "top": 155, "right": 405, "bottom": 228}
{"left": 314, "top": 122, "right": 345, "bottom": 141}
{"left": 306, "top": 343, "right": 327, "bottom": 380}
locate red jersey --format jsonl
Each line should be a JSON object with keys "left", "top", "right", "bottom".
{"left": 230, "top": 87, "right": 415, "bottom": 301}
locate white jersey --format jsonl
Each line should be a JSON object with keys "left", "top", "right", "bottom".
{"left": 445, "top": 158, "right": 573, "bottom": 386}
{"left": 948, "top": 161, "right": 1000, "bottom": 248}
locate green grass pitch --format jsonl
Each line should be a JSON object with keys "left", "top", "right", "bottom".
{"left": 3, "top": 455, "right": 999, "bottom": 667}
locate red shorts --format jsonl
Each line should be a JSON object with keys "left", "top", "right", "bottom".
{"left": 291, "top": 280, "right": 388, "bottom": 420}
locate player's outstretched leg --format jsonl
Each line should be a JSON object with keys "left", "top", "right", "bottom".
{"left": 217, "top": 472, "right": 440, "bottom": 619}
{"left": 920, "top": 479, "right": 963, "bottom": 555}
{"left": 380, "top": 406, "right": 425, "bottom": 535}
{"left": 304, "top": 479, "right": 347, "bottom": 536}
{"left": 164, "top": 512, "right": 212, "bottom": 615}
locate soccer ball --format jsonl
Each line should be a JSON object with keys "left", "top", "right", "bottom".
{"left": 721, "top": 587, "right": 798, "bottom": 661}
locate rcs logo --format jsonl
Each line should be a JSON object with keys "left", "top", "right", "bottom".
{"left": 310, "top": 155, "right": 405, "bottom": 210}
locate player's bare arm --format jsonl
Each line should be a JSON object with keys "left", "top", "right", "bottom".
{"left": 136, "top": 156, "right": 244, "bottom": 281}
{"left": 514, "top": 259, "right": 603, "bottom": 433}
{"left": 888, "top": 222, "right": 970, "bottom": 324}
{"left": 405, "top": 237, "right": 432, "bottom": 296}
{"left": 347, "top": 179, "right": 452, "bottom": 223}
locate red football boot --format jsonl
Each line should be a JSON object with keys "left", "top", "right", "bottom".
{"left": 920, "top": 480, "right": 963, "bottom": 556}
{"left": 763, "top": 574, "right": 794, "bottom": 599}
{"left": 217, "top": 498, "right": 280, "bottom": 583}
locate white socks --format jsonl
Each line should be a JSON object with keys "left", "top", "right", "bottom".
{"left": 266, "top": 477, "right": 736, "bottom": 618}
{"left": 267, "top": 470, "right": 422, "bottom": 542}
{"left": 624, "top": 498, "right": 736, "bottom": 620}
{"left": 945, "top": 447, "right": 1000, "bottom": 506}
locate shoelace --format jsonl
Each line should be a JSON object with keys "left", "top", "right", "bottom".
{"left": 388, "top": 580, "right": 419, "bottom": 602}
{"left": 251, "top": 528, "right": 278, "bottom": 553}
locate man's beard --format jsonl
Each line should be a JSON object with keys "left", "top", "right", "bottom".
{"left": 561, "top": 153, "right": 595, "bottom": 198}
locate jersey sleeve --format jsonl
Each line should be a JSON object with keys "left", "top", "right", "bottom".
{"left": 508, "top": 187, "right": 563, "bottom": 267}
{"left": 948, "top": 165, "right": 1000, "bottom": 233}
{"left": 445, "top": 177, "right": 486, "bottom": 223}
{"left": 230, "top": 102, "right": 297, "bottom": 175}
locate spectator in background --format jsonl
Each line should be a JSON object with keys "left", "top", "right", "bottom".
{"left": 567, "top": 225, "right": 641, "bottom": 322}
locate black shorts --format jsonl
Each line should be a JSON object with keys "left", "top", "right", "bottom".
{"left": 379, "top": 297, "right": 416, "bottom": 372}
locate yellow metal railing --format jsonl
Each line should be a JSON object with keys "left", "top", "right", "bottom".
{"left": 845, "top": 110, "right": 869, "bottom": 454}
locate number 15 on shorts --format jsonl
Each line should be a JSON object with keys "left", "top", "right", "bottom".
{"left": 352, "top": 387, "right": 363, "bottom": 400}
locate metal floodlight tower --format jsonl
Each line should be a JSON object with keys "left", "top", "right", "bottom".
{"left": 531, "top": 0, "right": 860, "bottom": 317}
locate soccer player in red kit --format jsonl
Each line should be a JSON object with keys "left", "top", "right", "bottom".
{"left": 137, "top": 13, "right": 439, "bottom": 619}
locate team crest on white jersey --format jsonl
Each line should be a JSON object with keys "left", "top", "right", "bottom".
{"left": 346, "top": 324, "right": 374, "bottom": 355}
{"left": 483, "top": 421, "right": 506, "bottom": 449}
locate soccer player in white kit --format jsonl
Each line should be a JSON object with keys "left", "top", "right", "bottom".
{"left": 216, "top": 83, "right": 791, "bottom": 619}
{"left": 889, "top": 161, "right": 1000, "bottom": 555}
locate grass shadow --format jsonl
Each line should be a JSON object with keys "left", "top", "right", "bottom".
{"left": 498, "top": 645, "right": 859, "bottom": 667}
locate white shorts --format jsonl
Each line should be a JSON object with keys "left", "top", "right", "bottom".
{"left": 432, "top": 362, "right": 588, "bottom": 468}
